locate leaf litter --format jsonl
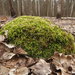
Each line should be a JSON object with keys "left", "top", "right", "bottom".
{"left": 0, "top": 16, "right": 75, "bottom": 75}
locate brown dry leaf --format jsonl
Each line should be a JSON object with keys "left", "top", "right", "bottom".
{"left": 50, "top": 53, "right": 75, "bottom": 75}
{"left": 1, "top": 52, "right": 15, "bottom": 60}
{"left": 0, "top": 49, "right": 5, "bottom": 57}
{"left": 14, "top": 47, "right": 27, "bottom": 55}
{"left": 0, "top": 42, "right": 12, "bottom": 52}
{"left": 0, "top": 16, "right": 8, "bottom": 22}
{"left": 16, "top": 67, "right": 29, "bottom": 75}
{"left": 25, "top": 57, "right": 39, "bottom": 67}
{"left": 4, "top": 42, "right": 15, "bottom": 49}
{"left": 4, "top": 55, "right": 27, "bottom": 68}
{"left": 0, "top": 65, "right": 9, "bottom": 75}
{"left": 0, "top": 42, "right": 11, "bottom": 57}
{"left": 8, "top": 67, "right": 29, "bottom": 75}
{"left": 30, "top": 59, "right": 51, "bottom": 75}
{"left": 8, "top": 68, "right": 16, "bottom": 75}
{"left": 4, "top": 55, "right": 38, "bottom": 69}
{"left": 0, "top": 35, "right": 5, "bottom": 42}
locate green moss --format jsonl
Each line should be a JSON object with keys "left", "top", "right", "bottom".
{"left": 0, "top": 16, "right": 74, "bottom": 58}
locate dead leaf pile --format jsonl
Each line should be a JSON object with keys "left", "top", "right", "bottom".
{"left": 0, "top": 41, "right": 75, "bottom": 75}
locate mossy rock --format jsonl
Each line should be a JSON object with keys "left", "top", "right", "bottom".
{"left": 0, "top": 16, "right": 74, "bottom": 58}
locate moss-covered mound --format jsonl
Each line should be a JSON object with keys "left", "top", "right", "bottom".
{"left": 0, "top": 16, "right": 74, "bottom": 58}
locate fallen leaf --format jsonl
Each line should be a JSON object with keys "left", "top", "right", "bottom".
{"left": 1, "top": 52, "right": 15, "bottom": 60}
{"left": 0, "top": 35, "right": 5, "bottom": 42}
{"left": 30, "top": 59, "right": 51, "bottom": 75}
{"left": 16, "top": 67, "right": 29, "bottom": 75}
{"left": 0, "top": 65, "right": 9, "bottom": 75}
{"left": 14, "top": 47, "right": 27, "bottom": 55}
{"left": 4, "top": 43, "right": 15, "bottom": 48}
{"left": 8, "top": 68, "right": 16, "bottom": 75}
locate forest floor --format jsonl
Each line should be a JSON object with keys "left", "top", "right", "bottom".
{"left": 45, "top": 17, "right": 75, "bottom": 36}
{"left": 0, "top": 16, "right": 75, "bottom": 34}
{"left": 0, "top": 16, "right": 75, "bottom": 75}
